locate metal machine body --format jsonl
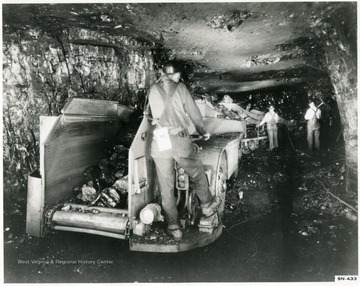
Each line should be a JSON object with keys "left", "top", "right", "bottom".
{"left": 26, "top": 98, "right": 133, "bottom": 239}
{"left": 195, "top": 98, "right": 271, "bottom": 154}
{"left": 26, "top": 98, "right": 244, "bottom": 253}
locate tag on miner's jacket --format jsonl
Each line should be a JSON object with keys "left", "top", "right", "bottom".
{"left": 154, "top": 127, "right": 172, "bottom": 151}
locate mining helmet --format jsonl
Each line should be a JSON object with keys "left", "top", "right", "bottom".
{"left": 162, "top": 61, "right": 182, "bottom": 75}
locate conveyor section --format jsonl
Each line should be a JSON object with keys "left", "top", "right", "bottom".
{"left": 48, "top": 204, "right": 129, "bottom": 239}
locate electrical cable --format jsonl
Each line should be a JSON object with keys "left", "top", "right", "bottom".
{"left": 314, "top": 176, "right": 358, "bottom": 213}
{"left": 285, "top": 128, "right": 311, "bottom": 158}
{"left": 225, "top": 126, "right": 294, "bottom": 262}
{"left": 336, "top": 128, "right": 343, "bottom": 142}
{"left": 224, "top": 206, "right": 280, "bottom": 263}
{"left": 285, "top": 128, "right": 296, "bottom": 152}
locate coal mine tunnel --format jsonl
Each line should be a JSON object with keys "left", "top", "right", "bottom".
{"left": 2, "top": 2, "right": 358, "bottom": 284}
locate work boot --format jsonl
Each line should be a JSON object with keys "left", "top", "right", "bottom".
{"left": 166, "top": 226, "right": 183, "bottom": 240}
{"left": 202, "top": 196, "right": 222, "bottom": 217}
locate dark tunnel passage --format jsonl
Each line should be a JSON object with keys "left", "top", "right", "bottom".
{"left": 2, "top": 2, "right": 357, "bottom": 284}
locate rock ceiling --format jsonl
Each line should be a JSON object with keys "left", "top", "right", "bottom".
{"left": 2, "top": 2, "right": 354, "bottom": 93}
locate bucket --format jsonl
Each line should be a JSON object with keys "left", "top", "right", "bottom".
{"left": 140, "top": 203, "right": 164, "bottom": 225}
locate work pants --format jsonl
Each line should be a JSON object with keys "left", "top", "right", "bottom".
{"left": 152, "top": 134, "right": 212, "bottom": 229}
{"left": 307, "top": 127, "right": 320, "bottom": 151}
{"left": 267, "top": 127, "right": 278, "bottom": 150}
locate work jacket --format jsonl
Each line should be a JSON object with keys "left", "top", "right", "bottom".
{"left": 147, "top": 76, "right": 206, "bottom": 158}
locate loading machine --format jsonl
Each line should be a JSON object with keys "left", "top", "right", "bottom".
{"left": 195, "top": 98, "right": 268, "bottom": 154}
{"left": 26, "top": 98, "right": 244, "bottom": 252}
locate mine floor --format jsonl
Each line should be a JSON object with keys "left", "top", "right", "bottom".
{"left": 3, "top": 128, "right": 357, "bottom": 283}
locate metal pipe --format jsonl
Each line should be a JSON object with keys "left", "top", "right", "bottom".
{"left": 63, "top": 203, "right": 129, "bottom": 215}
{"left": 51, "top": 210, "right": 128, "bottom": 234}
{"left": 53, "top": 225, "right": 126, "bottom": 239}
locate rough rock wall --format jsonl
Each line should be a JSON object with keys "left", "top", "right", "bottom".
{"left": 3, "top": 27, "right": 156, "bottom": 193}
{"left": 326, "top": 39, "right": 357, "bottom": 193}
{"left": 309, "top": 3, "right": 357, "bottom": 192}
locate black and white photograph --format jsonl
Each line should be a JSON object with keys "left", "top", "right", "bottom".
{"left": 2, "top": 1, "right": 358, "bottom": 284}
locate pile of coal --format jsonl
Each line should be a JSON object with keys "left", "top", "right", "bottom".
{"left": 78, "top": 184, "right": 97, "bottom": 202}
{"left": 90, "top": 176, "right": 128, "bottom": 208}
{"left": 91, "top": 187, "right": 121, "bottom": 208}
{"left": 72, "top": 145, "right": 129, "bottom": 208}
{"left": 199, "top": 95, "right": 252, "bottom": 121}
{"left": 216, "top": 104, "right": 244, "bottom": 120}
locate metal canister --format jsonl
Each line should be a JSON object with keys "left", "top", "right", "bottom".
{"left": 139, "top": 203, "right": 164, "bottom": 225}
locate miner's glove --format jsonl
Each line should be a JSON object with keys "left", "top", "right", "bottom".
{"left": 203, "top": 133, "right": 211, "bottom": 141}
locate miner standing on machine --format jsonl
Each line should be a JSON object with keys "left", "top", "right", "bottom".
{"left": 145, "top": 60, "right": 221, "bottom": 240}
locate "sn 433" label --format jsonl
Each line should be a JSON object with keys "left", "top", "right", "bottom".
{"left": 335, "top": 276, "right": 358, "bottom": 283}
